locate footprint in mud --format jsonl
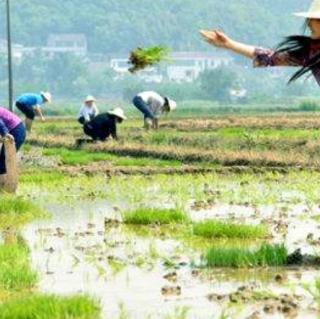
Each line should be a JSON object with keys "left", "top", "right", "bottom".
{"left": 44, "top": 247, "right": 55, "bottom": 253}
{"left": 274, "top": 273, "right": 287, "bottom": 283}
{"left": 163, "top": 271, "right": 178, "bottom": 283}
{"left": 53, "top": 227, "right": 66, "bottom": 238}
{"left": 207, "top": 293, "right": 227, "bottom": 303}
{"left": 104, "top": 217, "right": 121, "bottom": 228}
{"left": 161, "top": 285, "right": 181, "bottom": 296}
{"left": 246, "top": 312, "right": 261, "bottom": 319}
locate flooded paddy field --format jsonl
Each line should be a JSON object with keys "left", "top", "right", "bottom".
{"left": 3, "top": 116, "right": 320, "bottom": 318}
{"left": 16, "top": 170, "right": 320, "bottom": 318}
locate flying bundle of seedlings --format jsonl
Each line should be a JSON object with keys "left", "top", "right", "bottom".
{"left": 128, "top": 46, "right": 170, "bottom": 73}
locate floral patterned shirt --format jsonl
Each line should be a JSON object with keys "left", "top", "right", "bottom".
{"left": 253, "top": 44, "right": 320, "bottom": 85}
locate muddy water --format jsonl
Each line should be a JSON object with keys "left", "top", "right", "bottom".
{"left": 23, "top": 201, "right": 320, "bottom": 319}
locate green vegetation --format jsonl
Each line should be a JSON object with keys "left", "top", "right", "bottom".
{"left": 41, "top": 147, "right": 181, "bottom": 167}
{"left": 299, "top": 99, "right": 319, "bottom": 112}
{"left": 204, "top": 244, "right": 288, "bottom": 268}
{"left": 20, "top": 171, "right": 67, "bottom": 184}
{"left": 5, "top": 1, "right": 300, "bottom": 54}
{"left": 163, "top": 307, "right": 189, "bottom": 319}
{"left": 27, "top": 114, "right": 320, "bottom": 169}
{"left": 0, "top": 195, "right": 48, "bottom": 229}
{"left": 129, "top": 46, "right": 169, "bottom": 73}
{"left": 193, "top": 220, "right": 267, "bottom": 239}
{"left": 0, "top": 244, "right": 37, "bottom": 292}
{"left": 123, "top": 208, "right": 189, "bottom": 225}
{"left": 0, "top": 294, "right": 100, "bottom": 319}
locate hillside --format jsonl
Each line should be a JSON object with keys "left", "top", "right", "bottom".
{"left": 0, "top": 0, "right": 307, "bottom": 53}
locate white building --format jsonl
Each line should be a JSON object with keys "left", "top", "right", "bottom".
{"left": 167, "top": 51, "right": 232, "bottom": 82}
{"left": 110, "top": 51, "right": 233, "bottom": 83}
{"left": 0, "top": 34, "right": 88, "bottom": 61}
{"left": 0, "top": 39, "right": 25, "bottom": 61}
{"left": 43, "top": 34, "right": 88, "bottom": 57}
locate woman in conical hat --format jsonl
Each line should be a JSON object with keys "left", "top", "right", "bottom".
{"left": 200, "top": 0, "right": 320, "bottom": 85}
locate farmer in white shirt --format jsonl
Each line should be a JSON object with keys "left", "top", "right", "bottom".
{"left": 78, "top": 95, "right": 99, "bottom": 125}
{"left": 132, "top": 91, "right": 177, "bottom": 129}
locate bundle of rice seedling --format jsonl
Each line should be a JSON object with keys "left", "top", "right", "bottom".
{"left": 128, "top": 46, "right": 169, "bottom": 73}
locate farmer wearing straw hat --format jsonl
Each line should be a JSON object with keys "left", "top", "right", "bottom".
{"left": 15, "top": 92, "right": 52, "bottom": 131}
{"left": 83, "top": 107, "right": 126, "bottom": 141}
{"left": 78, "top": 95, "right": 99, "bottom": 125}
{"left": 0, "top": 107, "right": 26, "bottom": 189}
{"left": 200, "top": 0, "right": 320, "bottom": 87}
{"left": 132, "top": 91, "right": 177, "bottom": 130}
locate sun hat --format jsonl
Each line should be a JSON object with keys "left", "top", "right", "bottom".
{"left": 165, "top": 98, "right": 177, "bottom": 112}
{"left": 85, "top": 95, "right": 96, "bottom": 103}
{"left": 40, "top": 91, "right": 52, "bottom": 103}
{"left": 107, "top": 107, "right": 127, "bottom": 120}
{"left": 294, "top": 0, "right": 320, "bottom": 19}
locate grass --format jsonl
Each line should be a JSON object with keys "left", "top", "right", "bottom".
{"left": 123, "top": 208, "right": 189, "bottom": 225}
{"left": 0, "top": 294, "right": 100, "bottom": 319}
{"left": 19, "top": 170, "right": 67, "bottom": 184}
{"left": 193, "top": 220, "right": 267, "bottom": 239}
{"left": 42, "top": 148, "right": 113, "bottom": 165}
{"left": 42, "top": 147, "right": 181, "bottom": 167}
{"left": 0, "top": 195, "right": 48, "bottom": 229}
{"left": 0, "top": 244, "right": 38, "bottom": 292}
{"left": 204, "top": 244, "right": 288, "bottom": 268}
{"left": 26, "top": 114, "right": 320, "bottom": 169}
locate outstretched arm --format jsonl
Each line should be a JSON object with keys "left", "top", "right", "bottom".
{"left": 200, "top": 30, "right": 304, "bottom": 67}
{"left": 35, "top": 106, "right": 45, "bottom": 121}
{"left": 200, "top": 30, "right": 255, "bottom": 58}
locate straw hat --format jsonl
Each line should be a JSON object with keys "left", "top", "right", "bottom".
{"left": 85, "top": 95, "right": 96, "bottom": 103}
{"left": 165, "top": 98, "right": 177, "bottom": 112}
{"left": 107, "top": 107, "right": 127, "bottom": 120}
{"left": 40, "top": 91, "right": 52, "bottom": 103}
{"left": 294, "top": 0, "right": 320, "bottom": 19}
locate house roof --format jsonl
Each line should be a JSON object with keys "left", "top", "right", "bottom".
{"left": 47, "top": 34, "right": 87, "bottom": 44}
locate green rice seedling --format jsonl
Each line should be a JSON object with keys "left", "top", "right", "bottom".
{"left": 0, "top": 244, "right": 37, "bottom": 291}
{"left": 163, "top": 306, "right": 189, "bottom": 319}
{"left": 204, "top": 244, "right": 287, "bottom": 268}
{"left": 42, "top": 148, "right": 113, "bottom": 166}
{"left": 0, "top": 294, "right": 100, "bottom": 319}
{"left": 128, "top": 46, "right": 169, "bottom": 73}
{"left": 118, "top": 302, "right": 130, "bottom": 319}
{"left": 193, "top": 220, "right": 267, "bottom": 239}
{"left": 20, "top": 170, "right": 66, "bottom": 184}
{"left": 0, "top": 195, "right": 48, "bottom": 229}
{"left": 123, "top": 208, "right": 189, "bottom": 225}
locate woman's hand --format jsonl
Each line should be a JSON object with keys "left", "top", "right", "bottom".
{"left": 200, "top": 30, "right": 232, "bottom": 48}
{"left": 5, "top": 133, "right": 14, "bottom": 143}
{"left": 200, "top": 29, "right": 255, "bottom": 59}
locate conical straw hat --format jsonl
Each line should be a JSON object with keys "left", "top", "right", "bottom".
{"left": 294, "top": 0, "right": 320, "bottom": 19}
{"left": 107, "top": 107, "right": 127, "bottom": 120}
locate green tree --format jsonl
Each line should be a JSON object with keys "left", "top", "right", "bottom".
{"left": 44, "top": 53, "right": 88, "bottom": 96}
{"left": 199, "top": 67, "right": 238, "bottom": 102}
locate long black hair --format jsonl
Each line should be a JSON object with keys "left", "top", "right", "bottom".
{"left": 276, "top": 34, "right": 320, "bottom": 83}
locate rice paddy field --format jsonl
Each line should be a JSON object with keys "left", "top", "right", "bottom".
{"left": 4, "top": 113, "right": 320, "bottom": 318}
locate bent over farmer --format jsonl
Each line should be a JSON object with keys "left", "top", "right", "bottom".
{"left": 83, "top": 107, "right": 126, "bottom": 141}
{"left": 0, "top": 107, "right": 26, "bottom": 191}
{"left": 132, "top": 91, "right": 176, "bottom": 130}
{"left": 200, "top": 0, "right": 320, "bottom": 89}
{"left": 15, "top": 91, "right": 52, "bottom": 131}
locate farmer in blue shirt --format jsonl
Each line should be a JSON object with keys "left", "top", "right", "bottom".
{"left": 15, "top": 91, "right": 52, "bottom": 131}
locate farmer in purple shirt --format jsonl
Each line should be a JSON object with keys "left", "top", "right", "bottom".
{"left": 0, "top": 107, "right": 26, "bottom": 175}
{"left": 200, "top": 0, "right": 320, "bottom": 86}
